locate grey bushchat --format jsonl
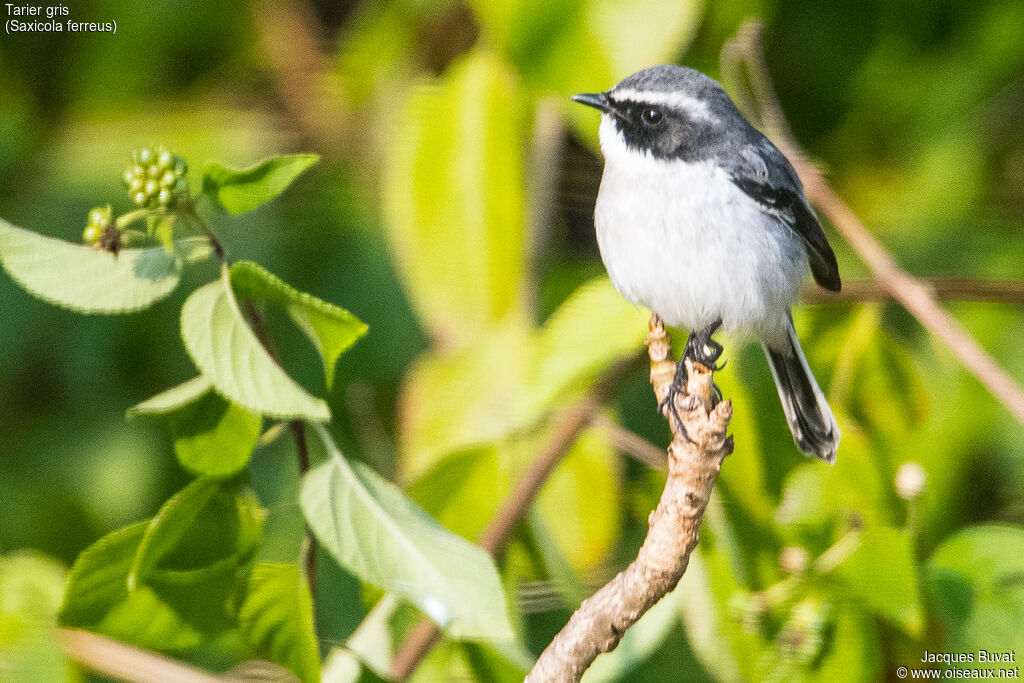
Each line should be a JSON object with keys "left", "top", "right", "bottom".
{"left": 572, "top": 64, "right": 841, "bottom": 462}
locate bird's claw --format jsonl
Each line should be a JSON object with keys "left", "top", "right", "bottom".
{"left": 659, "top": 361, "right": 694, "bottom": 443}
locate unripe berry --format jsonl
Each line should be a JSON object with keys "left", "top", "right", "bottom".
{"left": 138, "top": 147, "right": 154, "bottom": 164}
{"left": 134, "top": 192, "right": 148, "bottom": 205}
{"left": 144, "top": 179, "right": 159, "bottom": 196}
{"left": 157, "top": 149, "right": 173, "bottom": 170}
{"left": 160, "top": 170, "right": 176, "bottom": 187}
{"left": 122, "top": 168, "right": 134, "bottom": 185}
{"left": 158, "top": 189, "right": 172, "bottom": 206}
{"left": 83, "top": 224, "right": 102, "bottom": 245}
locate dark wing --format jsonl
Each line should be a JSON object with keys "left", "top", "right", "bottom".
{"left": 726, "top": 141, "right": 841, "bottom": 292}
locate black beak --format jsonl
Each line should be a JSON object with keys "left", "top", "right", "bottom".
{"left": 571, "top": 92, "right": 615, "bottom": 115}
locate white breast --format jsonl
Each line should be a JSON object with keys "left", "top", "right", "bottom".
{"left": 593, "top": 115, "right": 807, "bottom": 348}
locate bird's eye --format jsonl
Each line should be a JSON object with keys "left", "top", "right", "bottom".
{"left": 640, "top": 108, "right": 664, "bottom": 126}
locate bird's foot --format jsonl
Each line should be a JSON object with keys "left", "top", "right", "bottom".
{"left": 658, "top": 357, "right": 692, "bottom": 442}
{"left": 680, "top": 320, "right": 725, "bottom": 407}
{"left": 686, "top": 325, "right": 726, "bottom": 371}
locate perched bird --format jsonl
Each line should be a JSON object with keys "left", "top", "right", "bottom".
{"left": 572, "top": 65, "right": 841, "bottom": 462}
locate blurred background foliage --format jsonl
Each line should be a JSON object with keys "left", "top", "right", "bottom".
{"left": 1, "top": 0, "right": 1023, "bottom": 680}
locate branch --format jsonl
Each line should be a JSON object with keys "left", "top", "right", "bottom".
{"left": 802, "top": 277, "right": 1024, "bottom": 305}
{"left": 387, "top": 353, "right": 643, "bottom": 680}
{"left": 59, "top": 628, "right": 223, "bottom": 683}
{"left": 251, "top": 0, "right": 346, "bottom": 151}
{"left": 723, "top": 20, "right": 1024, "bottom": 426}
{"left": 524, "top": 316, "right": 732, "bottom": 682}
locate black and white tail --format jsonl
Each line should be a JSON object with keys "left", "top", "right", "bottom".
{"left": 762, "top": 316, "right": 840, "bottom": 463}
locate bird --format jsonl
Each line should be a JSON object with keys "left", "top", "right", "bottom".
{"left": 571, "top": 64, "right": 841, "bottom": 463}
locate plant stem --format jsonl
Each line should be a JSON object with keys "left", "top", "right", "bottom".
{"left": 188, "top": 206, "right": 318, "bottom": 593}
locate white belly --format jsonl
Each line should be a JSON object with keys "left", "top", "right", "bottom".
{"left": 593, "top": 125, "right": 807, "bottom": 348}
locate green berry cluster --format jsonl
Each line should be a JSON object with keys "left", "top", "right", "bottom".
{"left": 82, "top": 205, "right": 113, "bottom": 246}
{"left": 123, "top": 146, "right": 189, "bottom": 209}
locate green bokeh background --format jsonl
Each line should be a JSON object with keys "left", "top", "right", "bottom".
{"left": 1, "top": 0, "right": 1023, "bottom": 680}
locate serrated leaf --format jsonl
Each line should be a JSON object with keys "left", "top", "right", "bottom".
{"left": 0, "top": 218, "right": 182, "bottom": 313}
{"left": 202, "top": 154, "right": 319, "bottom": 214}
{"left": 170, "top": 392, "right": 262, "bottom": 477}
{"left": 831, "top": 526, "right": 924, "bottom": 635}
{"left": 60, "top": 521, "right": 149, "bottom": 627}
{"left": 382, "top": 49, "right": 526, "bottom": 346}
{"left": 926, "top": 525, "right": 1024, "bottom": 654}
{"left": 301, "top": 425, "right": 514, "bottom": 641}
{"left": 127, "top": 376, "right": 213, "bottom": 416}
{"left": 180, "top": 268, "right": 330, "bottom": 421}
{"left": 231, "top": 260, "right": 368, "bottom": 389}
{"left": 239, "top": 563, "right": 320, "bottom": 683}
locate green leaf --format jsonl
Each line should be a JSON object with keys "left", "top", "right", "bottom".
{"left": 828, "top": 305, "right": 928, "bottom": 441}
{"left": 777, "top": 429, "right": 892, "bottom": 535}
{"left": 129, "top": 477, "right": 263, "bottom": 589}
{"left": 0, "top": 218, "right": 183, "bottom": 313}
{"left": 536, "top": 425, "right": 621, "bottom": 573}
{"left": 202, "top": 154, "right": 319, "bottom": 214}
{"left": 180, "top": 267, "right": 330, "bottom": 421}
{"left": 527, "top": 514, "right": 591, "bottom": 608}
{"left": 406, "top": 448, "right": 507, "bottom": 542}
{"left": 678, "top": 548, "right": 757, "bottom": 681}
{"left": 60, "top": 521, "right": 149, "bottom": 627}
{"left": 382, "top": 49, "right": 526, "bottom": 346}
{"left": 59, "top": 482, "right": 264, "bottom": 653}
{"left": 831, "top": 526, "right": 924, "bottom": 635}
{"left": 169, "top": 392, "right": 262, "bottom": 477}
{"left": 926, "top": 525, "right": 1024, "bottom": 654}
{"left": 128, "top": 376, "right": 259, "bottom": 477}
{"left": 93, "top": 586, "right": 205, "bottom": 652}
{"left": 468, "top": 0, "right": 702, "bottom": 146}
{"left": 526, "top": 277, "right": 647, "bottom": 415}
{"left": 301, "top": 425, "right": 514, "bottom": 641}
{"left": 230, "top": 260, "right": 368, "bottom": 389}
{"left": 0, "top": 552, "right": 75, "bottom": 682}
{"left": 127, "top": 376, "right": 214, "bottom": 416}
{"left": 400, "top": 320, "right": 533, "bottom": 482}
{"left": 239, "top": 563, "right": 320, "bottom": 683}
{"left": 807, "top": 607, "right": 881, "bottom": 683}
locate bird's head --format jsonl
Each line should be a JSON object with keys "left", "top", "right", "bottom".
{"left": 572, "top": 65, "right": 744, "bottom": 163}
